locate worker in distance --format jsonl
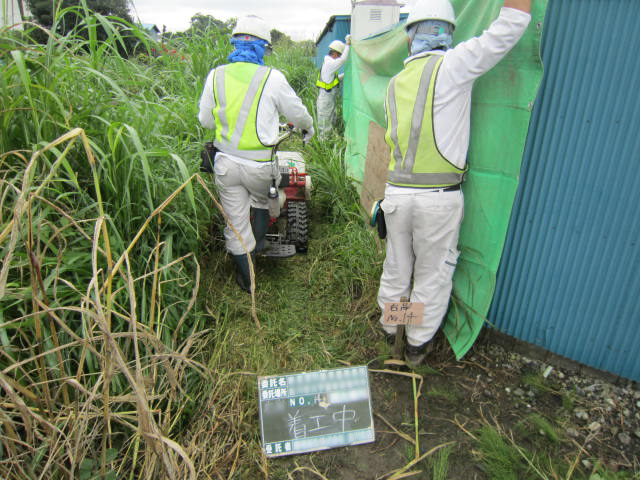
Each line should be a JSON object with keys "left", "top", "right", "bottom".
{"left": 316, "top": 36, "right": 351, "bottom": 139}
{"left": 376, "top": 0, "right": 532, "bottom": 367}
{"left": 198, "top": 15, "right": 314, "bottom": 292}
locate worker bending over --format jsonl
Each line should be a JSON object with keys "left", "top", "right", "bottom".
{"left": 198, "top": 15, "right": 314, "bottom": 292}
{"left": 377, "top": 0, "right": 531, "bottom": 367}
{"left": 316, "top": 36, "right": 351, "bottom": 139}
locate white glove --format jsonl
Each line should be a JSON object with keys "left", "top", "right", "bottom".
{"left": 279, "top": 122, "right": 294, "bottom": 133}
{"left": 303, "top": 126, "right": 315, "bottom": 144}
{"left": 345, "top": 34, "right": 351, "bottom": 45}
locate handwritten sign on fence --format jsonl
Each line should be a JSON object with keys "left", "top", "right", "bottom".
{"left": 383, "top": 302, "right": 424, "bottom": 325}
{"left": 258, "top": 366, "right": 375, "bottom": 457}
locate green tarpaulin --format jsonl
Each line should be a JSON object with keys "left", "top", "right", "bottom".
{"left": 343, "top": 0, "right": 546, "bottom": 359}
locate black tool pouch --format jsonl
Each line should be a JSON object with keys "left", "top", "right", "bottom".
{"left": 376, "top": 208, "right": 387, "bottom": 240}
{"left": 370, "top": 199, "right": 387, "bottom": 240}
{"left": 200, "top": 142, "right": 217, "bottom": 173}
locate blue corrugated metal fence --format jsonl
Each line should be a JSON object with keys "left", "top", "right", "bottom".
{"left": 490, "top": 0, "right": 640, "bottom": 381}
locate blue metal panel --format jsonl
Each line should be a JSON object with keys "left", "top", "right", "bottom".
{"left": 490, "top": 0, "right": 640, "bottom": 381}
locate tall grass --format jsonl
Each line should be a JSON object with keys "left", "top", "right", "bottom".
{"left": 305, "top": 137, "right": 363, "bottom": 223}
{"left": 0, "top": 4, "right": 223, "bottom": 477}
{"left": 0, "top": 127, "right": 208, "bottom": 478}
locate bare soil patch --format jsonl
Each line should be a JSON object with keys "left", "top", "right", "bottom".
{"left": 269, "top": 332, "right": 640, "bottom": 479}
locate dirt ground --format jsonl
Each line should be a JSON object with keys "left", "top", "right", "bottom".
{"left": 269, "top": 332, "right": 640, "bottom": 480}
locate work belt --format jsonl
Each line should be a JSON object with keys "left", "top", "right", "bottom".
{"left": 426, "top": 184, "right": 461, "bottom": 192}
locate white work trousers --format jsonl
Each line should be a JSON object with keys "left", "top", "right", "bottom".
{"left": 316, "top": 88, "right": 337, "bottom": 139}
{"left": 377, "top": 189, "right": 464, "bottom": 346}
{"left": 214, "top": 154, "right": 273, "bottom": 255}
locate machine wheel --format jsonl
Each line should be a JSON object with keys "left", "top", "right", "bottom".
{"left": 287, "top": 201, "right": 308, "bottom": 253}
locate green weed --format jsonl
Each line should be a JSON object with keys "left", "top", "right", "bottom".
{"left": 472, "top": 422, "right": 635, "bottom": 480}
{"left": 425, "top": 385, "right": 462, "bottom": 403}
{"left": 475, "top": 424, "right": 531, "bottom": 480}
{"left": 562, "top": 391, "right": 575, "bottom": 412}
{"left": 515, "top": 413, "right": 561, "bottom": 444}
{"left": 426, "top": 443, "right": 453, "bottom": 480}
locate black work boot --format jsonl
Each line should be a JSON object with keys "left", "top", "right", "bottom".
{"left": 384, "top": 331, "right": 396, "bottom": 345}
{"left": 251, "top": 208, "right": 271, "bottom": 253}
{"left": 231, "top": 252, "right": 255, "bottom": 293}
{"left": 404, "top": 341, "right": 433, "bottom": 369}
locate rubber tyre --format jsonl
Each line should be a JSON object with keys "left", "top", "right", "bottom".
{"left": 287, "top": 201, "right": 309, "bottom": 253}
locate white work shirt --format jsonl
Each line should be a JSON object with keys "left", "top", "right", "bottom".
{"left": 198, "top": 64, "right": 313, "bottom": 167}
{"left": 319, "top": 45, "right": 350, "bottom": 84}
{"left": 387, "top": 7, "right": 531, "bottom": 193}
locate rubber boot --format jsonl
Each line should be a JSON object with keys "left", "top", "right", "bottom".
{"left": 231, "top": 252, "right": 255, "bottom": 293}
{"left": 251, "top": 208, "right": 271, "bottom": 253}
{"left": 404, "top": 341, "right": 433, "bottom": 369}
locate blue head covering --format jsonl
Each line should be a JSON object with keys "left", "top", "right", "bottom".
{"left": 228, "top": 37, "right": 268, "bottom": 65}
{"left": 408, "top": 20, "right": 453, "bottom": 55}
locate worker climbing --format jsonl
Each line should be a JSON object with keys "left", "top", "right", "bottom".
{"left": 197, "top": 15, "right": 314, "bottom": 293}
{"left": 316, "top": 35, "right": 351, "bottom": 139}
{"left": 376, "top": 0, "right": 531, "bottom": 367}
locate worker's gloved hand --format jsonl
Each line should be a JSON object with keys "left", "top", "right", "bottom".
{"left": 279, "top": 122, "right": 294, "bottom": 133}
{"left": 345, "top": 34, "right": 351, "bottom": 45}
{"left": 302, "top": 126, "right": 315, "bottom": 144}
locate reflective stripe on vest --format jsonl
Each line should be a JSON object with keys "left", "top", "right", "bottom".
{"left": 212, "top": 63, "right": 273, "bottom": 161}
{"left": 385, "top": 55, "right": 466, "bottom": 187}
{"left": 316, "top": 71, "right": 339, "bottom": 91}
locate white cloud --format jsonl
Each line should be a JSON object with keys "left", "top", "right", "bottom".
{"left": 130, "top": 0, "right": 353, "bottom": 40}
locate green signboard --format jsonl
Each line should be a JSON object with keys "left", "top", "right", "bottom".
{"left": 258, "top": 366, "right": 375, "bottom": 457}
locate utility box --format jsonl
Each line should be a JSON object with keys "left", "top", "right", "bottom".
{"left": 1, "top": 0, "right": 23, "bottom": 29}
{"left": 350, "top": 0, "right": 404, "bottom": 41}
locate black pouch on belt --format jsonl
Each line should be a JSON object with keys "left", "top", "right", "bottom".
{"left": 200, "top": 142, "right": 217, "bottom": 173}
{"left": 370, "top": 200, "right": 387, "bottom": 240}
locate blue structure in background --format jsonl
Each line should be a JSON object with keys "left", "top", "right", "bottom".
{"left": 490, "top": 0, "right": 640, "bottom": 381}
{"left": 315, "top": 13, "right": 408, "bottom": 68}
{"left": 315, "top": 15, "right": 351, "bottom": 68}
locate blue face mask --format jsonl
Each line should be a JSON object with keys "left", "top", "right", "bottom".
{"left": 228, "top": 37, "right": 268, "bottom": 65}
{"left": 410, "top": 33, "right": 453, "bottom": 55}
{"left": 408, "top": 20, "right": 453, "bottom": 55}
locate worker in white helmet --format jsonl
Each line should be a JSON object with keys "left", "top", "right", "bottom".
{"left": 377, "top": 0, "right": 531, "bottom": 367}
{"left": 198, "top": 15, "right": 314, "bottom": 292}
{"left": 316, "top": 36, "right": 351, "bottom": 139}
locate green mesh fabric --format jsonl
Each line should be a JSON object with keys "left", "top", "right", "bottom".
{"left": 343, "top": 0, "right": 547, "bottom": 359}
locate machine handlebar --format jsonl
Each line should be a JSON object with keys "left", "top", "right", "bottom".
{"left": 276, "top": 123, "right": 308, "bottom": 146}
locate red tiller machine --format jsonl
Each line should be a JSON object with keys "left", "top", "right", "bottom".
{"left": 261, "top": 125, "right": 311, "bottom": 257}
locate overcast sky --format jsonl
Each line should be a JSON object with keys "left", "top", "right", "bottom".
{"left": 130, "top": 0, "right": 410, "bottom": 41}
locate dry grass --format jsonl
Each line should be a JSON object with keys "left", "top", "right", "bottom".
{"left": 0, "top": 128, "right": 263, "bottom": 479}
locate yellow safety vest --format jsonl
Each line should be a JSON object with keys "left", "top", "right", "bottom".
{"left": 212, "top": 62, "right": 273, "bottom": 161}
{"left": 316, "top": 71, "right": 340, "bottom": 91}
{"left": 385, "top": 55, "right": 466, "bottom": 187}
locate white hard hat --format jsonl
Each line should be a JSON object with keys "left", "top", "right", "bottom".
{"left": 328, "top": 40, "right": 346, "bottom": 54}
{"left": 405, "top": 0, "right": 456, "bottom": 31}
{"left": 233, "top": 15, "right": 272, "bottom": 44}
